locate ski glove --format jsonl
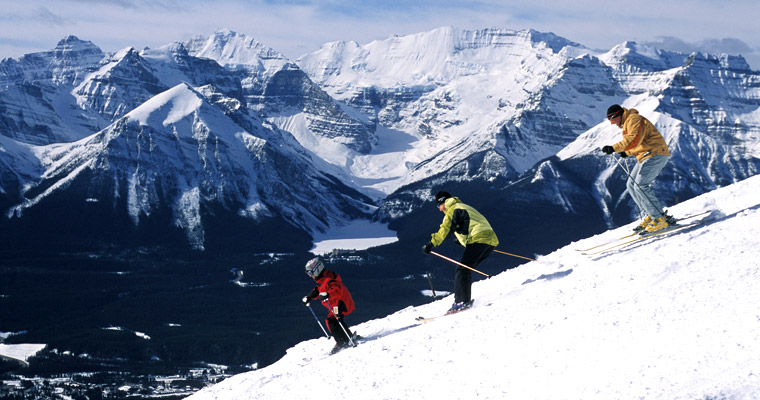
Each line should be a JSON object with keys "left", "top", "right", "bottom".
{"left": 618, "top": 151, "right": 628, "bottom": 158}
{"left": 601, "top": 145, "right": 614, "bottom": 155}
{"left": 318, "top": 292, "right": 330, "bottom": 301}
{"left": 422, "top": 243, "right": 434, "bottom": 254}
{"left": 302, "top": 296, "right": 310, "bottom": 305}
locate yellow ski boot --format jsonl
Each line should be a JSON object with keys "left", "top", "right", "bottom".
{"left": 642, "top": 216, "right": 669, "bottom": 235}
{"left": 633, "top": 215, "right": 652, "bottom": 232}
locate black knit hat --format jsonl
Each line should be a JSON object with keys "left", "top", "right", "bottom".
{"left": 606, "top": 104, "right": 624, "bottom": 119}
{"left": 435, "top": 191, "right": 451, "bottom": 206}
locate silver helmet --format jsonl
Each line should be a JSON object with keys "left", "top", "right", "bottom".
{"left": 305, "top": 257, "right": 325, "bottom": 278}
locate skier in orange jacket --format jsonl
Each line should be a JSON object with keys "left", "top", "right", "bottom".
{"left": 602, "top": 104, "right": 673, "bottom": 234}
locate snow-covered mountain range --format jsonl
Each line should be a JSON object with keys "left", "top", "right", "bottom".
{"left": 1, "top": 27, "right": 758, "bottom": 254}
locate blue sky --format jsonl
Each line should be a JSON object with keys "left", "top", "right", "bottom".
{"left": 1, "top": 0, "right": 759, "bottom": 69}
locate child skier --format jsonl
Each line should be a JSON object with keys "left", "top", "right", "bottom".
{"left": 301, "top": 257, "right": 357, "bottom": 352}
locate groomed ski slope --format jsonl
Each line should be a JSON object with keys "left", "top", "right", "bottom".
{"left": 189, "top": 175, "right": 760, "bottom": 400}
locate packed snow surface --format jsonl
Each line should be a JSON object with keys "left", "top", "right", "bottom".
{"left": 189, "top": 174, "right": 760, "bottom": 400}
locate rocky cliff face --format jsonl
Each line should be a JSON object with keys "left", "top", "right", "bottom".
{"left": 0, "top": 36, "right": 106, "bottom": 145}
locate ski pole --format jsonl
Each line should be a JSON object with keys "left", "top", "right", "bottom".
{"left": 430, "top": 251, "right": 491, "bottom": 278}
{"left": 619, "top": 155, "right": 632, "bottom": 176}
{"left": 426, "top": 271, "right": 437, "bottom": 300}
{"left": 494, "top": 249, "right": 536, "bottom": 261}
{"left": 610, "top": 153, "right": 665, "bottom": 218}
{"left": 323, "top": 298, "right": 357, "bottom": 347}
{"left": 306, "top": 303, "right": 330, "bottom": 339}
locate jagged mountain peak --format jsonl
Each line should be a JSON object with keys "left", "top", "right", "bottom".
{"left": 101, "top": 46, "right": 155, "bottom": 73}
{"left": 378, "top": 26, "right": 583, "bottom": 53}
{"left": 522, "top": 28, "right": 586, "bottom": 52}
{"left": 53, "top": 35, "right": 101, "bottom": 54}
{"left": 184, "top": 28, "right": 290, "bottom": 73}
{"left": 0, "top": 34, "right": 104, "bottom": 86}
{"left": 112, "top": 46, "right": 142, "bottom": 61}
{"left": 683, "top": 51, "right": 754, "bottom": 72}
{"left": 51, "top": 35, "right": 104, "bottom": 72}
{"left": 297, "top": 26, "right": 588, "bottom": 91}
{"left": 600, "top": 41, "right": 689, "bottom": 71}
{"left": 72, "top": 45, "right": 167, "bottom": 123}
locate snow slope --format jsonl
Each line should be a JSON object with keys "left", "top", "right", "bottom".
{"left": 189, "top": 174, "right": 760, "bottom": 400}
{"left": 0, "top": 343, "right": 46, "bottom": 367}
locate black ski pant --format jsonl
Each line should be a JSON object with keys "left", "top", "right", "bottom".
{"left": 327, "top": 316, "right": 352, "bottom": 346}
{"left": 325, "top": 300, "right": 352, "bottom": 346}
{"left": 455, "top": 242, "right": 495, "bottom": 303}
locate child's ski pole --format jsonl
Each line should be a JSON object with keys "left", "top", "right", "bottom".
{"left": 306, "top": 303, "right": 330, "bottom": 338}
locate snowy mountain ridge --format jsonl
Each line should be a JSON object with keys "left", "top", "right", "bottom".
{"left": 294, "top": 26, "right": 759, "bottom": 203}
{"left": 1, "top": 26, "right": 759, "bottom": 253}
{"left": 184, "top": 28, "right": 291, "bottom": 75}
{"left": 187, "top": 174, "right": 760, "bottom": 400}
{"left": 293, "top": 27, "right": 599, "bottom": 192}
{"left": 5, "top": 82, "right": 374, "bottom": 250}
{"left": 296, "top": 26, "right": 587, "bottom": 89}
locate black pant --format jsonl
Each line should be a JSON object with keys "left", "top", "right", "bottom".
{"left": 455, "top": 243, "right": 495, "bottom": 303}
{"left": 327, "top": 316, "right": 352, "bottom": 346}
{"left": 326, "top": 300, "right": 352, "bottom": 346}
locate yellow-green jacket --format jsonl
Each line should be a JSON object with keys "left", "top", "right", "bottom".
{"left": 430, "top": 197, "right": 499, "bottom": 247}
{"left": 611, "top": 108, "right": 670, "bottom": 162}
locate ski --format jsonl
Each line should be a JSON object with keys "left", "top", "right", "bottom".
{"left": 328, "top": 333, "right": 362, "bottom": 355}
{"left": 415, "top": 301, "right": 477, "bottom": 323}
{"left": 574, "top": 232, "right": 640, "bottom": 252}
{"left": 415, "top": 310, "right": 468, "bottom": 323}
{"left": 415, "top": 315, "right": 444, "bottom": 323}
{"left": 581, "top": 219, "right": 706, "bottom": 256}
{"left": 574, "top": 210, "right": 713, "bottom": 252}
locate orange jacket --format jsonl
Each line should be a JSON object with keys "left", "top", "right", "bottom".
{"left": 612, "top": 108, "right": 670, "bottom": 162}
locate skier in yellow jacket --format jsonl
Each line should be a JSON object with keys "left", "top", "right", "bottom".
{"left": 602, "top": 104, "right": 673, "bottom": 234}
{"left": 422, "top": 191, "right": 499, "bottom": 314}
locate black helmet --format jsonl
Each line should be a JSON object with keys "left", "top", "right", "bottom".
{"left": 305, "top": 257, "right": 325, "bottom": 278}
{"left": 435, "top": 191, "right": 451, "bottom": 207}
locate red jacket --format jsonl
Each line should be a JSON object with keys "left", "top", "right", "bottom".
{"left": 312, "top": 270, "right": 355, "bottom": 316}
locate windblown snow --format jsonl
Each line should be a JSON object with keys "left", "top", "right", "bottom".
{"left": 189, "top": 174, "right": 760, "bottom": 400}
